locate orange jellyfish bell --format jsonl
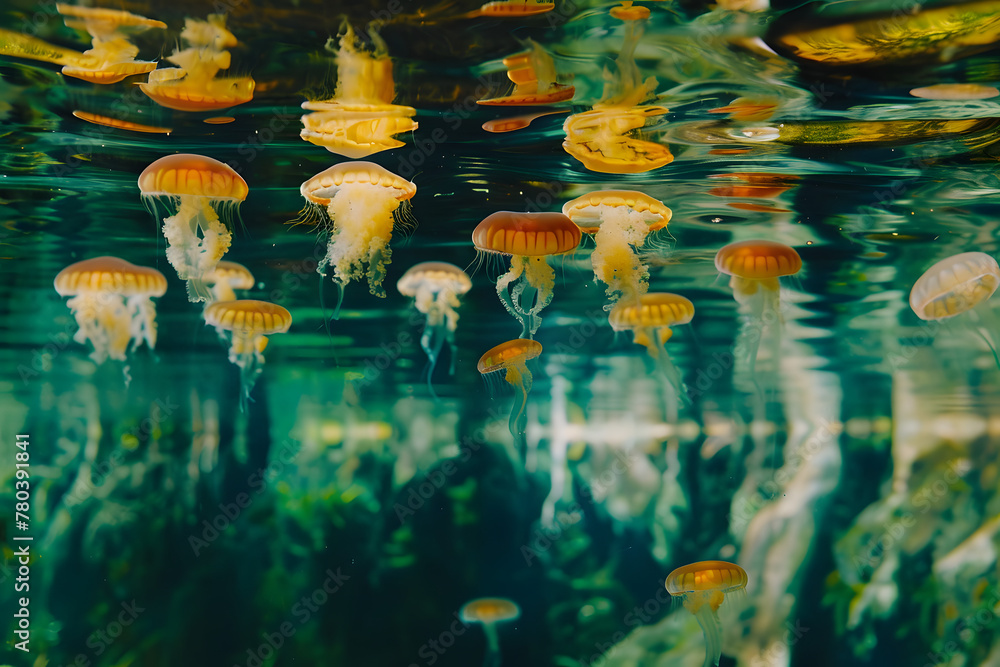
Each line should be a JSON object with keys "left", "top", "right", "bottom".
{"left": 204, "top": 260, "right": 255, "bottom": 303}
{"left": 473, "top": 211, "right": 580, "bottom": 337}
{"left": 479, "top": 339, "right": 542, "bottom": 455}
{"left": 471, "top": 0, "right": 555, "bottom": 17}
{"left": 610, "top": 293, "right": 694, "bottom": 402}
{"left": 139, "top": 153, "right": 248, "bottom": 302}
{"left": 478, "top": 40, "right": 574, "bottom": 106}
{"left": 460, "top": 597, "right": 522, "bottom": 666}
{"left": 666, "top": 561, "right": 748, "bottom": 667}
{"left": 57, "top": 4, "right": 165, "bottom": 84}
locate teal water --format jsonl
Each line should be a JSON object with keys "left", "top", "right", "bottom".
{"left": 2, "top": 0, "right": 1000, "bottom": 665}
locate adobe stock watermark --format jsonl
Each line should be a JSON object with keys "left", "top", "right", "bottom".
{"left": 59, "top": 600, "right": 145, "bottom": 667}
{"left": 406, "top": 612, "right": 472, "bottom": 666}
{"left": 923, "top": 586, "right": 1000, "bottom": 667}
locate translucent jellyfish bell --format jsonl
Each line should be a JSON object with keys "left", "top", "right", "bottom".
{"left": 54, "top": 256, "right": 167, "bottom": 383}
{"left": 139, "top": 154, "right": 248, "bottom": 302}
{"left": 472, "top": 211, "right": 581, "bottom": 337}
{"left": 562, "top": 190, "right": 671, "bottom": 308}
{"left": 477, "top": 40, "right": 574, "bottom": 106}
{"left": 203, "top": 300, "right": 292, "bottom": 410}
{"left": 57, "top": 4, "right": 165, "bottom": 84}
{"left": 478, "top": 339, "right": 542, "bottom": 456}
{"left": 397, "top": 262, "right": 472, "bottom": 394}
{"left": 299, "top": 161, "right": 417, "bottom": 318}
{"left": 203, "top": 260, "right": 255, "bottom": 303}
{"left": 666, "top": 561, "right": 748, "bottom": 667}
{"left": 459, "top": 598, "right": 521, "bottom": 667}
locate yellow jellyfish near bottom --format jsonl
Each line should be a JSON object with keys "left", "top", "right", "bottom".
{"left": 299, "top": 162, "right": 417, "bottom": 318}
{"left": 459, "top": 598, "right": 521, "bottom": 667}
{"left": 610, "top": 293, "right": 694, "bottom": 403}
{"left": 397, "top": 262, "right": 472, "bottom": 395}
{"left": 478, "top": 339, "right": 542, "bottom": 458}
{"left": 204, "top": 300, "right": 292, "bottom": 410}
{"left": 54, "top": 256, "right": 167, "bottom": 382}
{"left": 666, "top": 561, "right": 748, "bottom": 667}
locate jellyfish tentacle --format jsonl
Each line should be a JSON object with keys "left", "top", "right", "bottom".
{"left": 652, "top": 332, "right": 691, "bottom": 406}
{"left": 972, "top": 307, "right": 1000, "bottom": 370}
{"left": 505, "top": 361, "right": 532, "bottom": 458}
{"left": 497, "top": 257, "right": 528, "bottom": 329}
{"left": 522, "top": 255, "right": 555, "bottom": 335}
{"left": 688, "top": 593, "right": 724, "bottom": 667}
{"left": 481, "top": 622, "right": 502, "bottom": 667}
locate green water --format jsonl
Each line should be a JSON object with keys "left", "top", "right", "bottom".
{"left": 2, "top": 0, "right": 1000, "bottom": 665}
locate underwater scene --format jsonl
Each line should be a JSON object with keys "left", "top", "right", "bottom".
{"left": 2, "top": 0, "right": 1000, "bottom": 665}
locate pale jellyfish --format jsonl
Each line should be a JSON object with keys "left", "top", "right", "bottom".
{"left": 609, "top": 292, "right": 694, "bottom": 405}
{"left": 666, "top": 561, "right": 748, "bottom": 667}
{"left": 139, "top": 14, "right": 254, "bottom": 112}
{"left": 57, "top": 4, "right": 164, "bottom": 83}
{"left": 477, "top": 39, "right": 574, "bottom": 106}
{"left": 138, "top": 153, "right": 248, "bottom": 302}
{"left": 203, "top": 300, "right": 292, "bottom": 410}
{"left": 300, "top": 25, "right": 417, "bottom": 158}
{"left": 460, "top": 598, "right": 522, "bottom": 667}
{"left": 478, "top": 339, "right": 542, "bottom": 457}
{"left": 714, "top": 239, "right": 801, "bottom": 378}
{"left": 910, "top": 251, "right": 1000, "bottom": 366}
{"left": 397, "top": 262, "right": 472, "bottom": 392}
{"left": 562, "top": 190, "right": 671, "bottom": 308}
{"left": 472, "top": 211, "right": 580, "bottom": 338}
{"left": 298, "top": 161, "right": 417, "bottom": 317}
{"left": 54, "top": 256, "right": 167, "bottom": 382}
{"left": 204, "top": 260, "right": 255, "bottom": 303}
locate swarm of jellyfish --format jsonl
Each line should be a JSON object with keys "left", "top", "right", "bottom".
{"left": 397, "top": 262, "right": 472, "bottom": 393}
{"left": 56, "top": 4, "right": 164, "bottom": 84}
{"left": 298, "top": 161, "right": 417, "bottom": 317}
{"left": 562, "top": 5, "right": 672, "bottom": 174}
{"left": 139, "top": 14, "right": 254, "bottom": 112}
{"left": 204, "top": 299, "right": 292, "bottom": 410}
{"left": 479, "top": 339, "right": 542, "bottom": 456}
{"left": 300, "top": 24, "right": 417, "bottom": 158}
{"left": 910, "top": 251, "right": 1000, "bottom": 366}
{"left": 54, "top": 256, "right": 167, "bottom": 382}
{"left": 459, "top": 598, "right": 521, "bottom": 667}
{"left": 473, "top": 211, "right": 580, "bottom": 338}
{"left": 666, "top": 561, "right": 748, "bottom": 667}
{"left": 477, "top": 39, "right": 574, "bottom": 106}
{"left": 562, "top": 190, "right": 671, "bottom": 308}
{"left": 139, "top": 153, "right": 249, "bottom": 302}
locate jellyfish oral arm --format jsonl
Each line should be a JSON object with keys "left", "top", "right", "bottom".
{"left": 319, "top": 184, "right": 399, "bottom": 297}
{"left": 161, "top": 197, "right": 232, "bottom": 301}
{"left": 67, "top": 293, "right": 134, "bottom": 364}
{"left": 127, "top": 295, "right": 158, "bottom": 350}
{"left": 497, "top": 255, "right": 556, "bottom": 337}
{"left": 480, "top": 621, "right": 502, "bottom": 667}
{"left": 686, "top": 591, "right": 725, "bottom": 667}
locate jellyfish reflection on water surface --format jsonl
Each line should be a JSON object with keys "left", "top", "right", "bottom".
{"left": 299, "top": 161, "right": 417, "bottom": 318}
{"left": 138, "top": 153, "right": 248, "bottom": 302}
{"left": 397, "top": 262, "right": 472, "bottom": 394}
{"left": 56, "top": 4, "right": 164, "bottom": 84}
{"left": 472, "top": 211, "right": 580, "bottom": 338}
{"left": 910, "top": 251, "right": 1000, "bottom": 366}
{"left": 478, "top": 339, "right": 542, "bottom": 457}
{"left": 666, "top": 561, "right": 748, "bottom": 667}
{"left": 54, "top": 256, "right": 167, "bottom": 383}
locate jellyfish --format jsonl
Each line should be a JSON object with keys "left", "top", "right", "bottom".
{"left": 562, "top": 6, "right": 671, "bottom": 174}
{"left": 464, "top": 0, "right": 555, "bottom": 18}
{"left": 397, "top": 262, "right": 472, "bottom": 392}
{"left": 300, "top": 25, "right": 417, "bottom": 158}
{"left": 138, "top": 153, "right": 248, "bottom": 302}
{"left": 714, "top": 240, "right": 801, "bottom": 379}
{"left": 203, "top": 300, "right": 292, "bottom": 410}
{"left": 54, "top": 256, "right": 166, "bottom": 382}
{"left": 562, "top": 190, "right": 671, "bottom": 308}
{"left": 609, "top": 293, "right": 694, "bottom": 405}
{"left": 472, "top": 211, "right": 580, "bottom": 338}
{"left": 910, "top": 83, "right": 999, "bottom": 100}
{"left": 298, "top": 161, "right": 416, "bottom": 317}
{"left": 460, "top": 598, "right": 522, "bottom": 667}
{"left": 910, "top": 251, "right": 1000, "bottom": 366}
{"left": 204, "top": 260, "right": 255, "bottom": 303}
{"left": 139, "top": 14, "right": 254, "bottom": 112}
{"left": 57, "top": 4, "right": 165, "bottom": 84}
{"left": 72, "top": 110, "right": 171, "bottom": 134}
{"left": 478, "top": 339, "right": 542, "bottom": 456}
{"left": 666, "top": 561, "right": 748, "bottom": 667}
{"left": 477, "top": 40, "right": 574, "bottom": 106}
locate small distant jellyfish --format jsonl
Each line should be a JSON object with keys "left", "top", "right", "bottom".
{"left": 477, "top": 39, "right": 574, "bottom": 106}
{"left": 203, "top": 300, "right": 292, "bottom": 410}
{"left": 478, "top": 339, "right": 542, "bottom": 456}
{"left": 609, "top": 293, "right": 693, "bottom": 403}
{"left": 139, "top": 153, "right": 249, "bottom": 302}
{"left": 472, "top": 211, "right": 580, "bottom": 338}
{"left": 666, "top": 561, "right": 748, "bottom": 667}
{"left": 204, "top": 260, "right": 255, "bottom": 303}
{"left": 300, "top": 25, "right": 417, "bottom": 158}
{"left": 54, "top": 256, "right": 167, "bottom": 381}
{"left": 714, "top": 240, "right": 801, "bottom": 378}
{"left": 910, "top": 83, "right": 999, "bottom": 100}
{"left": 460, "top": 598, "right": 522, "bottom": 667}
{"left": 298, "top": 161, "right": 417, "bottom": 317}
{"left": 397, "top": 262, "right": 472, "bottom": 393}
{"left": 57, "top": 4, "right": 165, "bottom": 84}
{"left": 139, "top": 14, "right": 254, "bottom": 112}
{"left": 465, "top": 0, "right": 555, "bottom": 17}
{"left": 562, "top": 190, "right": 671, "bottom": 308}
{"left": 910, "top": 251, "right": 1000, "bottom": 365}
